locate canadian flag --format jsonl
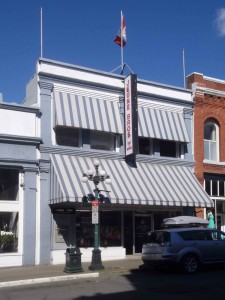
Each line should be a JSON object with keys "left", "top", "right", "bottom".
{"left": 114, "top": 12, "right": 126, "bottom": 47}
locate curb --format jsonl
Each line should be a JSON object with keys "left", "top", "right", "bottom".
{"left": 0, "top": 272, "right": 99, "bottom": 288}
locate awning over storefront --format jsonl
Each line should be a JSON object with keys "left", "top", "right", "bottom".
{"left": 50, "top": 154, "right": 213, "bottom": 208}
{"left": 138, "top": 107, "right": 190, "bottom": 142}
{"left": 54, "top": 91, "right": 123, "bottom": 134}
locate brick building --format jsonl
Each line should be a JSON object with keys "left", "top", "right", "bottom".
{"left": 187, "top": 73, "right": 225, "bottom": 230}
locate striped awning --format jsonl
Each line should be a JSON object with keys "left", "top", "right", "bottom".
{"left": 54, "top": 91, "right": 123, "bottom": 134}
{"left": 138, "top": 107, "right": 190, "bottom": 142}
{"left": 50, "top": 154, "right": 213, "bottom": 208}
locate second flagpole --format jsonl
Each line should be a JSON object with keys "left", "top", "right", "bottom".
{"left": 121, "top": 11, "right": 124, "bottom": 74}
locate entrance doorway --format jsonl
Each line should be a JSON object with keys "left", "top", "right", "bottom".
{"left": 134, "top": 215, "right": 152, "bottom": 253}
{"left": 124, "top": 211, "right": 133, "bottom": 255}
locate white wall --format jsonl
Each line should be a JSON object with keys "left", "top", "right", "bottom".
{"left": 0, "top": 110, "right": 37, "bottom": 137}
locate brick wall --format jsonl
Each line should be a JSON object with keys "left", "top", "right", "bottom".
{"left": 187, "top": 73, "right": 225, "bottom": 217}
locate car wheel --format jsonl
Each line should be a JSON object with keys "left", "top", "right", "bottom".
{"left": 181, "top": 254, "right": 199, "bottom": 274}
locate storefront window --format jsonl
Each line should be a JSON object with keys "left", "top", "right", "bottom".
{"left": 0, "top": 212, "right": 18, "bottom": 253}
{"left": 75, "top": 211, "right": 122, "bottom": 248}
{"left": 76, "top": 212, "right": 94, "bottom": 247}
{"left": 100, "top": 211, "right": 121, "bottom": 247}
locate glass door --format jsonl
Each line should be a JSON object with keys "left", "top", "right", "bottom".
{"left": 134, "top": 215, "right": 152, "bottom": 253}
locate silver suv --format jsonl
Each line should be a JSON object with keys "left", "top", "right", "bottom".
{"left": 142, "top": 227, "right": 225, "bottom": 273}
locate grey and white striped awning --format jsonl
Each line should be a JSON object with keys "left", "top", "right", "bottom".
{"left": 54, "top": 91, "right": 123, "bottom": 134}
{"left": 138, "top": 107, "right": 190, "bottom": 142}
{"left": 50, "top": 154, "right": 213, "bottom": 208}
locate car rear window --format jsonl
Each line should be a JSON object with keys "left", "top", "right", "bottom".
{"left": 144, "top": 231, "right": 170, "bottom": 244}
{"left": 178, "top": 230, "right": 213, "bottom": 241}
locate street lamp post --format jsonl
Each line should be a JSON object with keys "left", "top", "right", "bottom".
{"left": 81, "top": 159, "right": 111, "bottom": 270}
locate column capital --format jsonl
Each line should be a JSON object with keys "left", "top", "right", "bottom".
{"left": 39, "top": 81, "right": 54, "bottom": 96}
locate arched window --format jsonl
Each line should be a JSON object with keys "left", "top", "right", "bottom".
{"left": 204, "top": 119, "right": 219, "bottom": 161}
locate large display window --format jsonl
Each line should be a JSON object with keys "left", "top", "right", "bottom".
{"left": 75, "top": 211, "right": 122, "bottom": 248}
{"left": 100, "top": 211, "right": 121, "bottom": 247}
{"left": 0, "top": 212, "right": 18, "bottom": 253}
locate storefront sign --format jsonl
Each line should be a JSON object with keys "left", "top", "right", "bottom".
{"left": 124, "top": 74, "right": 138, "bottom": 157}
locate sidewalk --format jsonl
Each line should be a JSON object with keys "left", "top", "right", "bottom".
{"left": 0, "top": 255, "right": 142, "bottom": 288}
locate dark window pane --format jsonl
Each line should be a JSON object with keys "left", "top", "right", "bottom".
{"left": 0, "top": 169, "right": 19, "bottom": 201}
{"left": 205, "top": 179, "right": 211, "bottom": 195}
{"left": 90, "top": 131, "right": 115, "bottom": 151}
{"left": 144, "top": 231, "right": 170, "bottom": 244}
{"left": 160, "top": 140, "right": 176, "bottom": 157}
{"left": 219, "top": 181, "right": 225, "bottom": 197}
{"left": 55, "top": 127, "right": 79, "bottom": 147}
{"left": 212, "top": 180, "right": 218, "bottom": 196}
{"left": 139, "top": 138, "right": 150, "bottom": 154}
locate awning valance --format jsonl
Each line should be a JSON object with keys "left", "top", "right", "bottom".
{"left": 50, "top": 154, "right": 213, "bottom": 208}
{"left": 54, "top": 91, "right": 123, "bottom": 134}
{"left": 138, "top": 107, "right": 190, "bottom": 142}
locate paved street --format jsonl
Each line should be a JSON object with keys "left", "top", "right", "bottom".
{"left": 1, "top": 263, "right": 225, "bottom": 300}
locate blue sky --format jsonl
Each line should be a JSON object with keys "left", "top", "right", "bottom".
{"left": 1, "top": 0, "right": 225, "bottom": 103}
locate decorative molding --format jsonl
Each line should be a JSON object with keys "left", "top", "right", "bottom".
{"left": 39, "top": 81, "right": 54, "bottom": 91}
{"left": 0, "top": 102, "right": 40, "bottom": 114}
{"left": 0, "top": 158, "right": 39, "bottom": 167}
{"left": 0, "top": 134, "right": 42, "bottom": 145}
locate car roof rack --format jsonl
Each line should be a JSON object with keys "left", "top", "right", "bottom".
{"left": 162, "top": 216, "right": 209, "bottom": 228}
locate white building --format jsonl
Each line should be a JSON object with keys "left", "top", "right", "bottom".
{"left": 0, "top": 59, "right": 213, "bottom": 267}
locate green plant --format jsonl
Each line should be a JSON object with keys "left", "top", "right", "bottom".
{"left": 0, "top": 232, "right": 14, "bottom": 251}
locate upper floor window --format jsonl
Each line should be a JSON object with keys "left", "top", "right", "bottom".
{"left": 55, "top": 127, "right": 80, "bottom": 147}
{"left": 138, "top": 137, "right": 180, "bottom": 158}
{"left": 55, "top": 126, "right": 119, "bottom": 152}
{"left": 139, "top": 138, "right": 151, "bottom": 155}
{"left": 90, "top": 131, "right": 115, "bottom": 151}
{"left": 205, "top": 176, "right": 225, "bottom": 197}
{"left": 159, "top": 140, "right": 177, "bottom": 158}
{"left": 204, "top": 120, "right": 219, "bottom": 161}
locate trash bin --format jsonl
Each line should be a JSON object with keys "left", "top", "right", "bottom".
{"left": 64, "top": 247, "right": 83, "bottom": 273}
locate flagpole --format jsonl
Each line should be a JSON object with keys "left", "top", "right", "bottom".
{"left": 183, "top": 48, "right": 186, "bottom": 88}
{"left": 121, "top": 11, "right": 124, "bottom": 74}
{"left": 40, "top": 7, "right": 43, "bottom": 58}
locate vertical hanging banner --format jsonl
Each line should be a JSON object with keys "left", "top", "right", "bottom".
{"left": 124, "top": 74, "right": 138, "bottom": 157}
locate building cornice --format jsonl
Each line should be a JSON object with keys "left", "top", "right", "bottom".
{"left": 38, "top": 58, "right": 193, "bottom": 106}
{"left": 0, "top": 134, "right": 42, "bottom": 145}
{"left": 0, "top": 102, "right": 41, "bottom": 114}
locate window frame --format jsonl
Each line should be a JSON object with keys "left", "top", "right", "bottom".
{"left": 204, "top": 119, "right": 219, "bottom": 162}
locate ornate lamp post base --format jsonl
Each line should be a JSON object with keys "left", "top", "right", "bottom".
{"left": 89, "top": 249, "right": 104, "bottom": 270}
